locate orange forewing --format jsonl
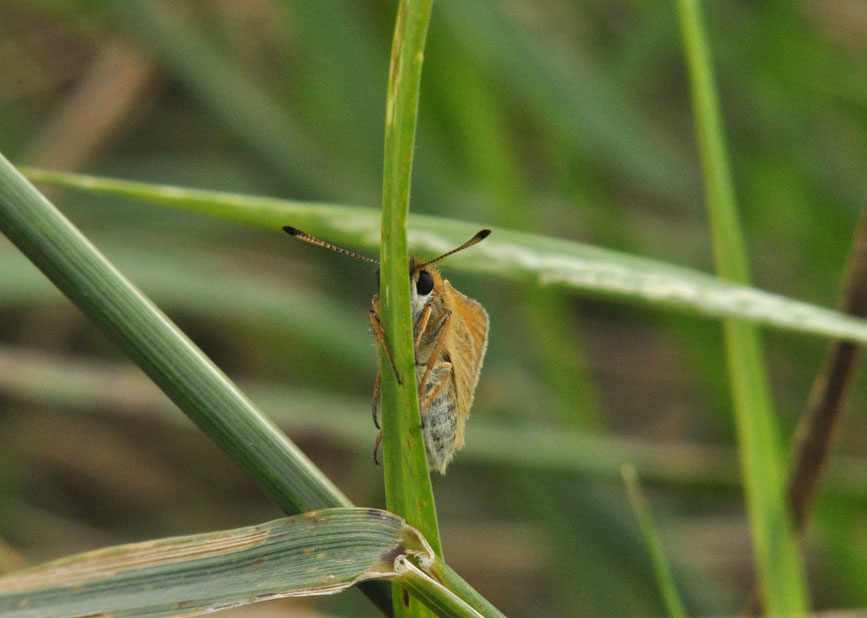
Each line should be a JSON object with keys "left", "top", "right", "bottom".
{"left": 439, "top": 278, "right": 489, "bottom": 450}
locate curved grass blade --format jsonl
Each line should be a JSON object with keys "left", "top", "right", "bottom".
{"left": 622, "top": 465, "right": 687, "bottom": 618}
{"left": 0, "top": 507, "right": 500, "bottom": 618}
{"left": 0, "top": 508, "right": 425, "bottom": 618}
{"left": 21, "top": 166, "right": 867, "bottom": 347}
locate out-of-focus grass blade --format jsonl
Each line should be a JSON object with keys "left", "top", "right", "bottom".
{"left": 0, "top": 508, "right": 427, "bottom": 618}
{"left": 96, "top": 0, "right": 368, "bottom": 201}
{"left": 7, "top": 342, "right": 867, "bottom": 496}
{"left": 675, "top": 0, "right": 808, "bottom": 613}
{"left": 622, "top": 465, "right": 687, "bottom": 618}
{"left": 0, "top": 239, "right": 371, "bottom": 365}
{"left": 22, "top": 167, "right": 867, "bottom": 347}
{"left": 437, "top": 0, "right": 695, "bottom": 203}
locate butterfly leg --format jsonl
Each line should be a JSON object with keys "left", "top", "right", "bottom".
{"left": 371, "top": 367, "right": 381, "bottom": 429}
{"left": 372, "top": 303, "right": 440, "bottom": 465}
{"left": 377, "top": 365, "right": 448, "bottom": 467}
{"left": 372, "top": 430, "right": 382, "bottom": 465}
{"left": 418, "top": 311, "right": 452, "bottom": 398}
{"left": 414, "top": 304, "right": 432, "bottom": 351}
{"left": 419, "top": 361, "right": 452, "bottom": 414}
{"left": 369, "top": 309, "right": 402, "bottom": 386}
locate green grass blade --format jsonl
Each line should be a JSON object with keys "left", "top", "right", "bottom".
{"left": 0, "top": 152, "right": 349, "bottom": 512}
{"left": 622, "top": 465, "right": 687, "bottom": 618}
{"left": 0, "top": 154, "right": 346, "bottom": 513}
{"left": 0, "top": 155, "right": 392, "bottom": 614}
{"left": 675, "top": 0, "right": 809, "bottom": 613}
{"left": 0, "top": 508, "right": 423, "bottom": 618}
{"left": 379, "top": 2, "right": 439, "bottom": 617}
{"left": 22, "top": 167, "right": 867, "bottom": 347}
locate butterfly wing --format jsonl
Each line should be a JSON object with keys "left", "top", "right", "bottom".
{"left": 441, "top": 280, "right": 489, "bottom": 449}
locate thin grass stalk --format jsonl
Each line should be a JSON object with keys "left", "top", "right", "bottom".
{"left": 674, "top": 0, "right": 808, "bottom": 613}
{"left": 622, "top": 465, "right": 687, "bottom": 618}
{"left": 787, "top": 200, "right": 867, "bottom": 529}
{"left": 379, "top": 1, "right": 440, "bottom": 617}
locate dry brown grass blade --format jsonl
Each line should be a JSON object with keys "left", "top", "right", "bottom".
{"left": 743, "top": 194, "right": 867, "bottom": 616}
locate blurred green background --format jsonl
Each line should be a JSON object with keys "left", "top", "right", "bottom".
{"left": 1, "top": 1, "right": 866, "bottom": 616}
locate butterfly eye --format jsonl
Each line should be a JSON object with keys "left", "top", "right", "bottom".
{"left": 416, "top": 270, "right": 434, "bottom": 296}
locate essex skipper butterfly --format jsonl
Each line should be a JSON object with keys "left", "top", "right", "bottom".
{"left": 283, "top": 226, "right": 490, "bottom": 474}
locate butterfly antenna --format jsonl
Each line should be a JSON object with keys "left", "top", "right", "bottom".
{"left": 420, "top": 229, "right": 491, "bottom": 268}
{"left": 283, "top": 226, "right": 379, "bottom": 265}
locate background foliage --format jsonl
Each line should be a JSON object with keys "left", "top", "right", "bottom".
{"left": 1, "top": 1, "right": 865, "bottom": 616}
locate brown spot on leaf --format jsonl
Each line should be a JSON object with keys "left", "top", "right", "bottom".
{"left": 380, "top": 542, "right": 405, "bottom": 566}
{"left": 366, "top": 508, "right": 393, "bottom": 521}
